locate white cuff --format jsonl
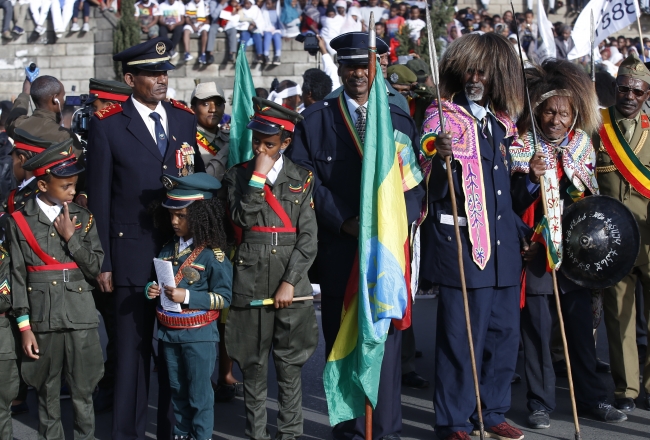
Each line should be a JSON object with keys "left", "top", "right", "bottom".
{"left": 183, "top": 289, "right": 190, "bottom": 304}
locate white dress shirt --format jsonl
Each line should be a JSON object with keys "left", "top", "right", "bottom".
{"left": 18, "top": 176, "right": 35, "bottom": 190}
{"left": 131, "top": 96, "right": 168, "bottom": 143}
{"left": 466, "top": 93, "right": 494, "bottom": 135}
{"left": 344, "top": 92, "right": 368, "bottom": 126}
{"left": 36, "top": 196, "right": 62, "bottom": 223}
{"left": 267, "top": 154, "right": 284, "bottom": 185}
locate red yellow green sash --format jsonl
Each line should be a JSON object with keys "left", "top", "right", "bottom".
{"left": 196, "top": 131, "right": 219, "bottom": 156}
{"left": 338, "top": 93, "right": 363, "bottom": 157}
{"left": 599, "top": 107, "right": 650, "bottom": 199}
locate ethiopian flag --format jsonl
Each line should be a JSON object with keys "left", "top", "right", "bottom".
{"left": 323, "top": 63, "right": 410, "bottom": 425}
{"left": 531, "top": 215, "right": 560, "bottom": 270}
{"left": 227, "top": 44, "right": 255, "bottom": 167}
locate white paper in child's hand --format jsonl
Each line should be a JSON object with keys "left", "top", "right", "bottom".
{"left": 153, "top": 258, "right": 182, "bottom": 313}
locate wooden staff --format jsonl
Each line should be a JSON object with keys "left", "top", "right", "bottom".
{"left": 510, "top": 3, "right": 581, "bottom": 438}
{"left": 424, "top": 8, "right": 485, "bottom": 440}
{"left": 365, "top": 12, "right": 377, "bottom": 440}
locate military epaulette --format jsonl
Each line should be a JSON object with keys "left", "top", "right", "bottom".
{"left": 171, "top": 99, "right": 194, "bottom": 115}
{"left": 84, "top": 214, "right": 94, "bottom": 233}
{"left": 95, "top": 103, "right": 123, "bottom": 120}
{"left": 212, "top": 248, "right": 225, "bottom": 262}
{"left": 642, "top": 114, "right": 650, "bottom": 130}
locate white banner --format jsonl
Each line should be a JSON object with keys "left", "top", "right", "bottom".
{"left": 568, "top": 0, "right": 640, "bottom": 60}
{"left": 537, "top": 0, "right": 557, "bottom": 60}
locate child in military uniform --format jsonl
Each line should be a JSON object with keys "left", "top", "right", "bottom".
{"left": 0, "top": 244, "right": 19, "bottom": 439}
{"left": 224, "top": 98, "right": 319, "bottom": 440}
{"left": 146, "top": 172, "right": 233, "bottom": 440}
{"left": 6, "top": 138, "right": 105, "bottom": 439}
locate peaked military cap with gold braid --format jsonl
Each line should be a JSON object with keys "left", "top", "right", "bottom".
{"left": 161, "top": 172, "right": 221, "bottom": 209}
{"left": 113, "top": 36, "right": 175, "bottom": 72}
{"left": 247, "top": 97, "right": 304, "bottom": 135}
{"left": 22, "top": 138, "right": 84, "bottom": 178}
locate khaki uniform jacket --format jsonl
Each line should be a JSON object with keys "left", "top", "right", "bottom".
{"left": 224, "top": 157, "right": 317, "bottom": 308}
{"left": 6, "top": 93, "right": 82, "bottom": 155}
{"left": 7, "top": 198, "right": 104, "bottom": 332}
{"left": 594, "top": 106, "right": 650, "bottom": 266}
{"left": 0, "top": 245, "right": 15, "bottom": 361}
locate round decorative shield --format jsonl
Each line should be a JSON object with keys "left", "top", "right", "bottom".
{"left": 561, "top": 195, "right": 640, "bottom": 289}
{"left": 181, "top": 267, "right": 201, "bottom": 283}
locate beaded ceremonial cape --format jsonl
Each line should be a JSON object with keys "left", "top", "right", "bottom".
{"left": 510, "top": 129, "right": 599, "bottom": 266}
{"left": 419, "top": 100, "right": 517, "bottom": 270}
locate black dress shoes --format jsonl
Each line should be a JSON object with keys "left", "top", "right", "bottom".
{"left": 401, "top": 371, "right": 429, "bottom": 389}
{"left": 591, "top": 402, "right": 628, "bottom": 422}
{"left": 614, "top": 397, "right": 636, "bottom": 413}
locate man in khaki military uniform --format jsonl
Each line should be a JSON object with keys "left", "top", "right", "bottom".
{"left": 7, "top": 138, "right": 105, "bottom": 439}
{"left": 6, "top": 75, "right": 81, "bottom": 154}
{"left": 594, "top": 53, "right": 650, "bottom": 412}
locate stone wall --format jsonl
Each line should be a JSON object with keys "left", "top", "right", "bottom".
{"left": 0, "top": 8, "right": 321, "bottom": 112}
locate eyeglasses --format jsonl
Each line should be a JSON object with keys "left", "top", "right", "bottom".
{"left": 616, "top": 85, "right": 648, "bottom": 97}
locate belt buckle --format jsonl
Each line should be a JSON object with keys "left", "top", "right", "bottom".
{"left": 63, "top": 269, "right": 69, "bottom": 283}
{"left": 271, "top": 232, "right": 278, "bottom": 246}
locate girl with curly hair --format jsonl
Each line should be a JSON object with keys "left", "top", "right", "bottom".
{"left": 146, "top": 172, "right": 233, "bottom": 440}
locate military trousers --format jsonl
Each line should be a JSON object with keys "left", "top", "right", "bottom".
{"left": 0, "top": 357, "right": 18, "bottom": 439}
{"left": 0, "top": 316, "right": 19, "bottom": 440}
{"left": 161, "top": 340, "right": 216, "bottom": 440}
{"left": 21, "top": 328, "right": 104, "bottom": 440}
{"left": 604, "top": 262, "right": 650, "bottom": 399}
{"left": 226, "top": 304, "right": 319, "bottom": 440}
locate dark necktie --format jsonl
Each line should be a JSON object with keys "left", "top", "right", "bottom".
{"left": 149, "top": 112, "right": 168, "bottom": 157}
{"left": 480, "top": 117, "right": 494, "bottom": 148}
{"left": 355, "top": 106, "right": 367, "bottom": 144}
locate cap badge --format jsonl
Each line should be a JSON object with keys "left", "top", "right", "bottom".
{"left": 156, "top": 42, "right": 166, "bottom": 55}
{"left": 390, "top": 73, "right": 399, "bottom": 83}
{"left": 162, "top": 175, "right": 176, "bottom": 190}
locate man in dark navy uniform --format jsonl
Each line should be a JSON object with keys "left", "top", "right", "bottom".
{"left": 419, "top": 33, "right": 530, "bottom": 440}
{"left": 286, "top": 32, "right": 424, "bottom": 440}
{"left": 85, "top": 36, "right": 205, "bottom": 440}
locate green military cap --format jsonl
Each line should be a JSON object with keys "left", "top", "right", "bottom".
{"left": 406, "top": 58, "right": 430, "bottom": 84}
{"left": 23, "top": 138, "right": 84, "bottom": 178}
{"left": 161, "top": 172, "right": 221, "bottom": 209}
{"left": 10, "top": 128, "right": 56, "bottom": 154}
{"left": 247, "top": 96, "right": 304, "bottom": 135}
{"left": 617, "top": 52, "right": 650, "bottom": 85}
{"left": 87, "top": 78, "right": 132, "bottom": 104}
{"left": 387, "top": 65, "right": 418, "bottom": 85}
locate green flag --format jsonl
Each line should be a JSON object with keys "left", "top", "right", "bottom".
{"left": 323, "top": 62, "right": 411, "bottom": 425}
{"left": 227, "top": 44, "right": 255, "bottom": 168}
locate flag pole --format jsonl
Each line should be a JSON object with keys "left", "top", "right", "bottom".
{"left": 510, "top": 3, "right": 581, "bottom": 439}
{"left": 425, "top": 8, "right": 485, "bottom": 440}
{"left": 365, "top": 12, "right": 376, "bottom": 440}
{"left": 590, "top": 10, "right": 596, "bottom": 83}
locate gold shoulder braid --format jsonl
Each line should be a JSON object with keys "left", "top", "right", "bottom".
{"left": 213, "top": 248, "right": 225, "bottom": 263}
{"left": 597, "top": 130, "right": 648, "bottom": 173}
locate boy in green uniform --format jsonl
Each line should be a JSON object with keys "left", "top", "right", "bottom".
{"left": 224, "top": 98, "right": 319, "bottom": 440}
{"left": 7, "top": 138, "right": 105, "bottom": 440}
{"left": 146, "top": 172, "right": 233, "bottom": 440}
{"left": 0, "top": 244, "right": 18, "bottom": 438}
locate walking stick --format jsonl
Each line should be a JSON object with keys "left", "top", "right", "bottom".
{"left": 509, "top": 4, "right": 581, "bottom": 438}
{"left": 365, "top": 13, "right": 377, "bottom": 440}
{"left": 424, "top": 10, "right": 485, "bottom": 440}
